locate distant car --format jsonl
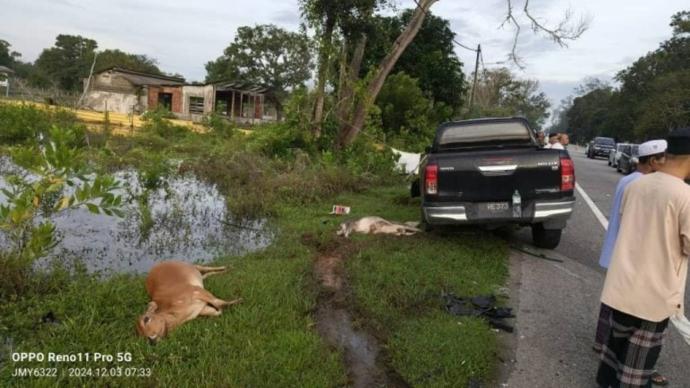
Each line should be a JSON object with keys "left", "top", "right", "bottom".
{"left": 608, "top": 143, "right": 628, "bottom": 168}
{"left": 587, "top": 137, "right": 616, "bottom": 159}
{"left": 617, "top": 144, "right": 639, "bottom": 174}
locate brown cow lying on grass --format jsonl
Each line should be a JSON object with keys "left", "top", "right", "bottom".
{"left": 136, "top": 261, "right": 242, "bottom": 342}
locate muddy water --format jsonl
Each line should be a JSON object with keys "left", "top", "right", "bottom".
{"left": 0, "top": 157, "right": 272, "bottom": 274}
{"left": 314, "top": 254, "right": 401, "bottom": 388}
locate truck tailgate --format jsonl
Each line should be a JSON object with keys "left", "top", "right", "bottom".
{"left": 431, "top": 148, "right": 563, "bottom": 202}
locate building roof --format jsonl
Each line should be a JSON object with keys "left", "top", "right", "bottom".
{"left": 0, "top": 65, "right": 15, "bottom": 74}
{"left": 211, "top": 80, "right": 271, "bottom": 94}
{"left": 97, "top": 67, "right": 184, "bottom": 86}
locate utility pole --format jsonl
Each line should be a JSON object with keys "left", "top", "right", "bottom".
{"left": 468, "top": 44, "right": 481, "bottom": 112}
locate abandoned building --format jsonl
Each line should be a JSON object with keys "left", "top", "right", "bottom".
{"left": 82, "top": 67, "right": 276, "bottom": 123}
{"left": 82, "top": 67, "right": 184, "bottom": 115}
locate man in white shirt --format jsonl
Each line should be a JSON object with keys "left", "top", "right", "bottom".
{"left": 596, "top": 128, "right": 690, "bottom": 387}
{"left": 545, "top": 133, "right": 564, "bottom": 150}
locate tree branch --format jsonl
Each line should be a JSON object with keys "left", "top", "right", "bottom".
{"left": 502, "top": 0, "right": 590, "bottom": 69}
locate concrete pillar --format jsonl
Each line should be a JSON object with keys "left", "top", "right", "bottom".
{"left": 230, "top": 90, "right": 235, "bottom": 118}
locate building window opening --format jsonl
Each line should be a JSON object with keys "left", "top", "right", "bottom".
{"left": 189, "top": 97, "right": 204, "bottom": 114}
{"left": 158, "top": 92, "right": 173, "bottom": 111}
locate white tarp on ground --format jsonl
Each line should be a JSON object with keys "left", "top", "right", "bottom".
{"left": 391, "top": 148, "right": 421, "bottom": 175}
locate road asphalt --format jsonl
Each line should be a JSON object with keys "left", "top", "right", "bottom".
{"left": 501, "top": 146, "right": 690, "bottom": 387}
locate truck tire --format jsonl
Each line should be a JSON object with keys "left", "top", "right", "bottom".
{"left": 410, "top": 180, "right": 420, "bottom": 198}
{"left": 532, "top": 224, "right": 562, "bottom": 249}
{"left": 420, "top": 210, "right": 434, "bottom": 232}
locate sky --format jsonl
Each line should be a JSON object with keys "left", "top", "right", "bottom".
{"left": 1, "top": 0, "right": 686, "bottom": 117}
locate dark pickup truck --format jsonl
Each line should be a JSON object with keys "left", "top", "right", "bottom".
{"left": 416, "top": 117, "right": 575, "bottom": 249}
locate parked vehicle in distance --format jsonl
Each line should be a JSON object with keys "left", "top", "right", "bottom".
{"left": 617, "top": 144, "right": 640, "bottom": 174}
{"left": 608, "top": 143, "right": 628, "bottom": 168}
{"left": 587, "top": 137, "right": 616, "bottom": 159}
{"left": 416, "top": 117, "right": 575, "bottom": 249}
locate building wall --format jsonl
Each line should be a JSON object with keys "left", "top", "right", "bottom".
{"left": 177, "top": 85, "right": 215, "bottom": 122}
{"left": 147, "top": 86, "right": 183, "bottom": 113}
{"left": 82, "top": 90, "right": 140, "bottom": 114}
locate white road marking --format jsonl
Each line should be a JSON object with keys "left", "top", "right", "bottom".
{"left": 575, "top": 182, "right": 609, "bottom": 231}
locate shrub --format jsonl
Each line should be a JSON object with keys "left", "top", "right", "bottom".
{"left": 140, "top": 107, "right": 188, "bottom": 139}
{"left": 202, "top": 112, "right": 236, "bottom": 138}
{"left": 0, "top": 126, "right": 123, "bottom": 300}
{"left": 0, "top": 104, "right": 86, "bottom": 145}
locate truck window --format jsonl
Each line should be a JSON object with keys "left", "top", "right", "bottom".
{"left": 438, "top": 121, "right": 531, "bottom": 146}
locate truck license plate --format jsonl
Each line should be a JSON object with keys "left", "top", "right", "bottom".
{"left": 485, "top": 202, "right": 509, "bottom": 212}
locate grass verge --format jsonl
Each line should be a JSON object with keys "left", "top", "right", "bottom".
{"left": 334, "top": 186, "right": 509, "bottom": 387}
{"left": 0, "top": 184, "right": 508, "bottom": 387}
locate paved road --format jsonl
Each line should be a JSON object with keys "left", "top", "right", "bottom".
{"left": 503, "top": 146, "right": 690, "bottom": 387}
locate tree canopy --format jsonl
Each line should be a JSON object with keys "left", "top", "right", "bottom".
{"left": 364, "top": 10, "right": 466, "bottom": 114}
{"left": 557, "top": 10, "right": 690, "bottom": 143}
{"left": 205, "top": 24, "right": 313, "bottom": 115}
{"left": 469, "top": 68, "right": 551, "bottom": 130}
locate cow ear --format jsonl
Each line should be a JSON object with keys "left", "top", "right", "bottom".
{"left": 146, "top": 301, "right": 158, "bottom": 314}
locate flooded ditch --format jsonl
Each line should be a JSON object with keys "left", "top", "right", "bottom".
{"left": 0, "top": 157, "right": 272, "bottom": 274}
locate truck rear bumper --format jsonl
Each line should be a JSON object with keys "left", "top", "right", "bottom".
{"left": 423, "top": 198, "right": 575, "bottom": 226}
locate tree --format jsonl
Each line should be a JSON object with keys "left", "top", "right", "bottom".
{"left": 470, "top": 68, "right": 551, "bottom": 130}
{"left": 94, "top": 49, "right": 162, "bottom": 75}
{"left": 0, "top": 40, "right": 21, "bottom": 68}
{"left": 205, "top": 24, "right": 313, "bottom": 119}
{"left": 336, "top": 0, "right": 439, "bottom": 148}
{"left": 34, "top": 35, "right": 98, "bottom": 91}
{"left": 560, "top": 11, "right": 690, "bottom": 143}
{"left": 376, "top": 72, "right": 433, "bottom": 144}
{"left": 364, "top": 10, "right": 466, "bottom": 113}
{"left": 635, "top": 70, "right": 690, "bottom": 139}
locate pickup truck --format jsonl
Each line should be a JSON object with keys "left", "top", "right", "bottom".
{"left": 416, "top": 117, "right": 575, "bottom": 249}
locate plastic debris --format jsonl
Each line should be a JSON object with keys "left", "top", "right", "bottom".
{"left": 443, "top": 293, "right": 515, "bottom": 333}
{"left": 330, "top": 205, "right": 351, "bottom": 215}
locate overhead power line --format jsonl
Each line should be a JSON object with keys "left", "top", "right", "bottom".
{"left": 410, "top": 0, "right": 478, "bottom": 53}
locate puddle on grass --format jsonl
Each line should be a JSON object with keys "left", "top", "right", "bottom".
{"left": 0, "top": 157, "right": 272, "bottom": 275}
{"left": 314, "top": 254, "right": 403, "bottom": 388}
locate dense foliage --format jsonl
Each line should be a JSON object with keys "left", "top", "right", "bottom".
{"left": 468, "top": 68, "right": 551, "bottom": 130}
{"left": 205, "top": 25, "right": 313, "bottom": 118}
{"left": 556, "top": 11, "right": 690, "bottom": 143}
{"left": 3, "top": 35, "right": 166, "bottom": 91}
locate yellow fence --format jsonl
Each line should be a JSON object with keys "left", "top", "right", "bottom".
{"left": 0, "top": 99, "right": 209, "bottom": 135}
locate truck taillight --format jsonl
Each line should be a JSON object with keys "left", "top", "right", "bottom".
{"left": 425, "top": 164, "right": 438, "bottom": 195}
{"left": 560, "top": 157, "right": 575, "bottom": 191}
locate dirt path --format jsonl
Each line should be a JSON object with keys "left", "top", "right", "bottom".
{"left": 313, "top": 252, "right": 406, "bottom": 388}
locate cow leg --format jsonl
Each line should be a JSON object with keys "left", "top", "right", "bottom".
{"left": 199, "top": 305, "right": 222, "bottom": 317}
{"left": 194, "top": 265, "right": 227, "bottom": 279}
{"left": 192, "top": 287, "right": 242, "bottom": 310}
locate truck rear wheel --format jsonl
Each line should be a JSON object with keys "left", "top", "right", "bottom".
{"left": 532, "top": 224, "right": 562, "bottom": 249}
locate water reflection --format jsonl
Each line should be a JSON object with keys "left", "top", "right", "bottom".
{"left": 0, "top": 157, "right": 272, "bottom": 275}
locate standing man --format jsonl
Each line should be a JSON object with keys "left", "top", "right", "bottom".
{"left": 537, "top": 131, "right": 546, "bottom": 147}
{"left": 546, "top": 133, "right": 564, "bottom": 150}
{"left": 597, "top": 128, "right": 690, "bottom": 387}
{"left": 593, "top": 140, "right": 667, "bottom": 383}
{"left": 559, "top": 133, "right": 570, "bottom": 149}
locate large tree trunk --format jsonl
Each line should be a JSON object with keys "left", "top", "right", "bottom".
{"left": 311, "top": 16, "right": 336, "bottom": 138}
{"left": 336, "top": 0, "right": 438, "bottom": 149}
{"left": 336, "top": 34, "right": 367, "bottom": 129}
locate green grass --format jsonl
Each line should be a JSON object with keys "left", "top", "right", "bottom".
{"left": 0, "top": 110, "right": 509, "bottom": 386}
{"left": 0, "top": 184, "right": 508, "bottom": 387}
{"left": 332, "top": 186, "right": 509, "bottom": 387}
{"left": 0, "top": 244, "right": 345, "bottom": 387}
